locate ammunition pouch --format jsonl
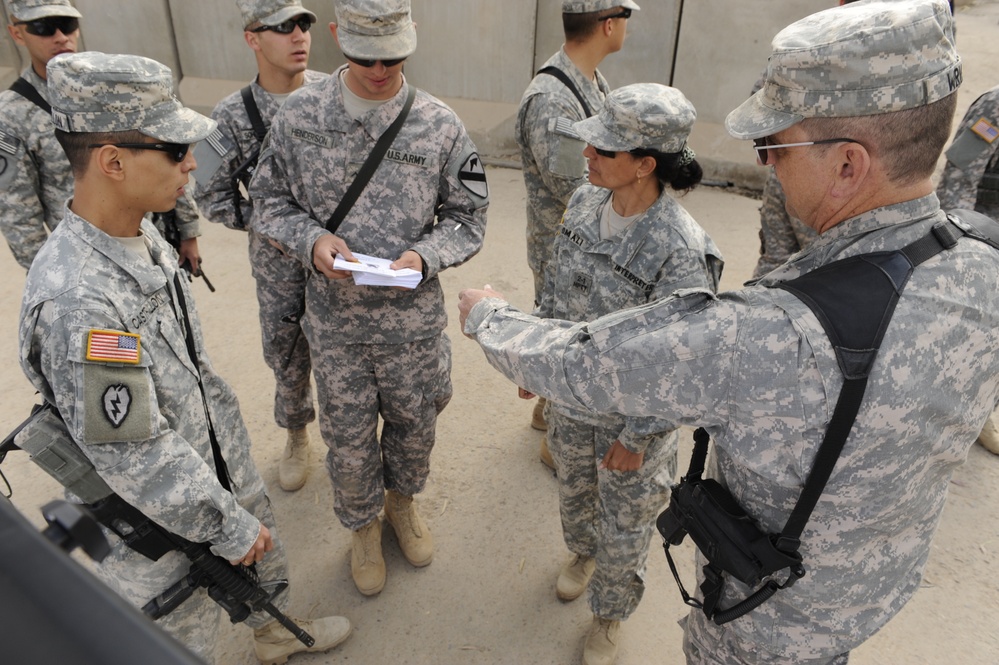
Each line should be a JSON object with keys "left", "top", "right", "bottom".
{"left": 13, "top": 403, "right": 113, "bottom": 505}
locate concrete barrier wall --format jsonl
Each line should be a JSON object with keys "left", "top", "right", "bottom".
{"left": 0, "top": 0, "right": 845, "bottom": 124}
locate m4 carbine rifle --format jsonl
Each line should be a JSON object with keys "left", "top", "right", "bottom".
{"left": 0, "top": 403, "right": 311, "bottom": 647}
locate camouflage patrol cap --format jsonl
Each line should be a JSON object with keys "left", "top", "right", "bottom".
{"left": 334, "top": 0, "right": 416, "bottom": 60}
{"left": 236, "top": 0, "right": 315, "bottom": 30}
{"left": 561, "top": 1, "right": 639, "bottom": 13}
{"left": 726, "top": 0, "right": 961, "bottom": 140}
{"left": 574, "top": 83, "right": 695, "bottom": 154}
{"left": 46, "top": 52, "right": 216, "bottom": 144}
{"left": 5, "top": 0, "right": 81, "bottom": 21}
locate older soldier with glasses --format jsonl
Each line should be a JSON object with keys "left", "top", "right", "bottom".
{"left": 194, "top": 0, "right": 326, "bottom": 494}
{"left": 459, "top": 1, "right": 998, "bottom": 662}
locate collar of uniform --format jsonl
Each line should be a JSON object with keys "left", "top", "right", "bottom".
{"left": 332, "top": 63, "right": 412, "bottom": 141}
{"left": 565, "top": 184, "right": 670, "bottom": 269}
{"left": 782, "top": 194, "right": 944, "bottom": 276}
{"left": 61, "top": 210, "right": 171, "bottom": 297}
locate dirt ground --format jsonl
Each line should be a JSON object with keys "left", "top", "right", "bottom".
{"left": 3, "top": 3, "right": 999, "bottom": 663}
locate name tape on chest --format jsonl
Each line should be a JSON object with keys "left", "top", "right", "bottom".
{"left": 971, "top": 117, "right": 999, "bottom": 144}
{"left": 288, "top": 125, "right": 334, "bottom": 149}
{"left": 86, "top": 329, "right": 141, "bottom": 364}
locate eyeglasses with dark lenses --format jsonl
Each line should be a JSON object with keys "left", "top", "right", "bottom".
{"left": 250, "top": 15, "right": 314, "bottom": 34}
{"left": 600, "top": 8, "right": 632, "bottom": 21}
{"left": 344, "top": 54, "right": 407, "bottom": 68}
{"left": 88, "top": 142, "right": 191, "bottom": 163}
{"left": 14, "top": 16, "right": 80, "bottom": 37}
{"left": 752, "top": 137, "right": 858, "bottom": 165}
{"left": 594, "top": 147, "right": 617, "bottom": 158}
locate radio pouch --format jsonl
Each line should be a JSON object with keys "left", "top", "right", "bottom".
{"left": 657, "top": 211, "right": 999, "bottom": 625}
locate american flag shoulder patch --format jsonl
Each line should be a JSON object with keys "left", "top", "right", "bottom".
{"left": 86, "top": 329, "right": 141, "bottom": 364}
{"left": 971, "top": 117, "right": 999, "bottom": 144}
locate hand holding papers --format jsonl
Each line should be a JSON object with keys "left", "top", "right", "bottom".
{"left": 332, "top": 252, "right": 422, "bottom": 289}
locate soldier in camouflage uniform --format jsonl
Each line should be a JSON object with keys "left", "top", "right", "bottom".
{"left": 19, "top": 51, "right": 350, "bottom": 664}
{"left": 460, "top": 2, "right": 997, "bottom": 663}
{"left": 0, "top": 0, "right": 204, "bottom": 272}
{"left": 937, "top": 83, "right": 999, "bottom": 455}
{"left": 533, "top": 83, "right": 722, "bottom": 665}
{"left": 250, "top": 0, "right": 488, "bottom": 597}
{"left": 193, "top": 0, "right": 326, "bottom": 492}
{"left": 516, "top": 0, "right": 637, "bottom": 460}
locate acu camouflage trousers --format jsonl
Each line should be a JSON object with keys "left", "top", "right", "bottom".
{"left": 249, "top": 231, "right": 315, "bottom": 430}
{"left": 547, "top": 409, "right": 676, "bottom": 621}
{"left": 307, "top": 332, "right": 453, "bottom": 530}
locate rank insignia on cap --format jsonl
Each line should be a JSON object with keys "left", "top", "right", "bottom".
{"left": 970, "top": 117, "right": 998, "bottom": 144}
{"left": 86, "top": 330, "right": 141, "bottom": 364}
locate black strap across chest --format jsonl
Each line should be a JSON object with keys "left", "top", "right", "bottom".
{"left": 240, "top": 85, "right": 268, "bottom": 142}
{"left": 9, "top": 77, "right": 50, "bottom": 114}
{"left": 536, "top": 66, "right": 593, "bottom": 118}
{"left": 680, "top": 209, "right": 999, "bottom": 624}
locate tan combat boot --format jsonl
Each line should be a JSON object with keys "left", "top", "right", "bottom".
{"left": 977, "top": 414, "right": 999, "bottom": 455}
{"left": 278, "top": 427, "right": 310, "bottom": 491}
{"left": 531, "top": 397, "right": 548, "bottom": 430}
{"left": 253, "top": 614, "right": 351, "bottom": 665}
{"left": 351, "top": 518, "right": 386, "bottom": 596}
{"left": 582, "top": 616, "right": 621, "bottom": 665}
{"left": 556, "top": 553, "right": 595, "bottom": 601}
{"left": 384, "top": 490, "right": 434, "bottom": 567}
{"left": 539, "top": 436, "right": 556, "bottom": 471}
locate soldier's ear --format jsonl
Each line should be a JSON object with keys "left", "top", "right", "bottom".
{"left": 330, "top": 22, "right": 339, "bottom": 45}
{"left": 93, "top": 145, "right": 126, "bottom": 181}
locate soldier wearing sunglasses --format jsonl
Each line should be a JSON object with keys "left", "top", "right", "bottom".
{"left": 0, "top": 0, "right": 205, "bottom": 274}
{"left": 515, "top": 1, "right": 638, "bottom": 463}
{"left": 194, "top": 0, "right": 326, "bottom": 498}
{"left": 251, "top": 0, "right": 488, "bottom": 600}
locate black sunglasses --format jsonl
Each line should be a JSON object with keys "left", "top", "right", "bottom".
{"left": 250, "top": 15, "right": 315, "bottom": 34}
{"left": 88, "top": 142, "right": 191, "bottom": 163}
{"left": 600, "top": 8, "right": 632, "bottom": 21}
{"left": 14, "top": 16, "right": 79, "bottom": 37}
{"left": 344, "top": 54, "right": 407, "bottom": 68}
{"left": 594, "top": 147, "right": 618, "bottom": 158}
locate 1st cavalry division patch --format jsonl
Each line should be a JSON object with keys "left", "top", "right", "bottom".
{"left": 86, "top": 329, "right": 141, "bottom": 364}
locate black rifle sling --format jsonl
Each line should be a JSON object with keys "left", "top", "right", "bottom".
{"left": 240, "top": 85, "right": 268, "bottom": 142}
{"left": 536, "top": 66, "right": 593, "bottom": 118}
{"left": 171, "top": 273, "right": 232, "bottom": 492}
{"left": 683, "top": 217, "right": 981, "bottom": 624}
{"left": 10, "top": 77, "right": 51, "bottom": 114}
{"left": 326, "top": 84, "right": 416, "bottom": 236}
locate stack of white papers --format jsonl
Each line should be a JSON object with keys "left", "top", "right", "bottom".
{"left": 332, "top": 252, "right": 422, "bottom": 289}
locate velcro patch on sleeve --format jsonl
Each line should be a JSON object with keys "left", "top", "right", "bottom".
{"left": 970, "top": 117, "right": 998, "bottom": 144}
{"left": 86, "top": 329, "right": 141, "bottom": 364}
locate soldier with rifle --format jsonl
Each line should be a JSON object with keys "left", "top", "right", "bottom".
{"left": 15, "top": 51, "right": 350, "bottom": 664}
